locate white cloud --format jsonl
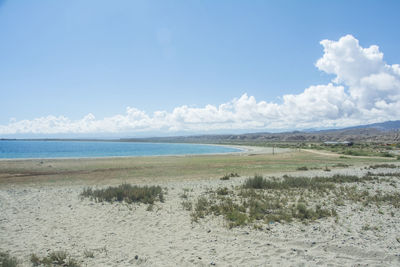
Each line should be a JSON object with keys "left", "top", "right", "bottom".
{"left": 316, "top": 35, "right": 384, "bottom": 86}
{"left": 316, "top": 34, "right": 400, "bottom": 111}
{"left": 1, "top": 34, "right": 400, "bottom": 136}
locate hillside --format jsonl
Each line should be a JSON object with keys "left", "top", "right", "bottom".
{"left": 121, "top": 120, "right": 400, "bottom": 144}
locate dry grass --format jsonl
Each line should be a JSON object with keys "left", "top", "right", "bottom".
{"left": 30, "top": 251, "right": 80, "bottom": 267}
{"left": 367, "top": 164, "right": 398, "bottom": 169}
{"left": 80, "top": 183, "right": 164, "bottom": 204}
{"left": 0, "top": 251, "right": 19, "bottom": 267}
{"left": 0, "top": 149, "right": 393, "bottom": 186}
{"left": 220, "top": 172, "right": 240, "bottom": 180}
{"left": 188, "top": 172, "right": 400, "bottom": 228}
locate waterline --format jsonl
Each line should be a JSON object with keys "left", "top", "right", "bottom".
{"left": 0, "top": 140, "right": 243, "bottom": 159}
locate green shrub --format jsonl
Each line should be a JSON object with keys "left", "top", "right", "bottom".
{"left": 0, "top": 251, "right": 19, "bottom": 267}
{"left": 220, "top": 172, "right": 240, "bottom": 180}
{"left": 332, "top": 163, "right": 350, "bottom": 168}
{"left": 191, "top": 196, "right": 209, "bottom": 221}
{"left": 296, "top": 166, "right": 308, "bottom": 171}
{"left": 189, "top": 170, "right": 399, "bottom": 228}
{"left": 294, "top": 203, "right": 333, "bottom": 220}
{"left": 181, "top": 200, "right": 193, "bottom": 211}
{"left": 83, "top": 250, "right": 94, "bottom": 258}
{"left": 81, "top": 183, "right": 164, "bottom": 204}
{"left": 243, "top": 175, "right": 341, "bottom": 190}
{"left": 243, "top": 175, "right": 268, "bottom": 189}
{"left": 49, "top": 251, "right": 67, "bottom": 264}
{"left": 342, "top": 150, "right": 366, "bottom": 156}
{"left": 30, "top": 251, "right": 80, "bottom": 267}
{"left": 30, "top": 254, "right": 40, "bottom": 266}
{"left": 368, "top": 164, "right": 398, "bottom": 169}
{"left": 216, "top": 187, "right": 230, "bottom": 195}
{"left": 381, "top": 152, "right": 394, "bottom": 157}
{"left": 296, "top": 203, "right": 314, "bottom": 219}
{"left": 226, "top": 210, "right": 248, "bottom": 228}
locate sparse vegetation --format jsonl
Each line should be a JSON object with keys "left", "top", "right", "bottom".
{"left": 81, "top": 183, "right": 164, "bottom": 204}
{"left": 83, "top": 249, "right": 94, "bottom": 258}
{"left": 365, "top": 171, "right": 400, "bottom": 177}
{"left": 29, "top": 254, "right": 40, "bottom": 266}
{"left": 296, "top": 166, "right": 308, "bottom": 171}
{"left": 220, "top": 172, "right": 240, "bottom": 180}
{"left": 0, "top": 251, "right": 19, "bottom": 267}
{"left": 190, "top": 187, "right": 336, "bottom": 228}
{"left": 270, "top": 142, "right": 398, "bottom": 159}
{"left": 332, "top": 163, "right": 351, "bottom": 168}
{"left": 242, "top": 174, "right": 365, "bottom": 190}
{"left": 216, "top": 187, "right": 230, "bottom": 195}
{"left": 3, "top": 140, "right": 400, "bottom": 267}
{"left": 188, "top": 171, "right": 400, "bottom": 228}
{"left": 320, "top": 143, "right": 396, "bottom": 158}
{"left": 191, "top": 175, "right": 342, "bottom": 227}
{"left": 180, "top": 192, "right": 189, "bottom": 199}
{"left": 181, "top": 200, "right": 193, "bottom": 211}
{"left": 49, "top": 251, "right": 68, "bottom": 265}
{"left": 1, "top": 143, "right": 395, "bottom": 187}
{"left": 242, "top": 175, "right": 269, "bottom": 189}
{"left": 30, "top": 251, "right": 80, "bottom": 267}
{"left": 146, "top": 204, "right": 154, "bottom": 211}
{"left": 362, "top": 224, "right": 380, "bottom": 231}
{"left": 368, "top": 164, "right": 398, "bottom": 169}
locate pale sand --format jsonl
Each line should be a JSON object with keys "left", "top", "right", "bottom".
{"left": 1, "top": 165, "right": 400, "bottom": 266}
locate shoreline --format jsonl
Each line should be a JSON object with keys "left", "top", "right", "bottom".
{"left": 0, "top": 143, "right": 290, "bottom": 161}
{"left": 0, "top": 147, "right": 392, "bottom": 187}
{"left": 0, "top": 142, "right": 253, "bottom": 161}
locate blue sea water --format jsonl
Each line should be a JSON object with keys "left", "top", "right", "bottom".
{"left": 0, "top": 140, "right": 242, "bottom": 159}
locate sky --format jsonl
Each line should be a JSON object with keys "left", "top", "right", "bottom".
{"left": 1, "top": 0, "right": 400, "bottom": 138}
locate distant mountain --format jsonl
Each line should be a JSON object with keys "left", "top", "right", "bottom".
{"left": 343, "top": 120, "right": 400, "bottom": 131}
{"left": 121, "top": 120, "right": 400, "bottom": 144}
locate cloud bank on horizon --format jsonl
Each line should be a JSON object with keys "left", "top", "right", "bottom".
{"left": 2, "top": 34, "right": 400, "bottom": 136}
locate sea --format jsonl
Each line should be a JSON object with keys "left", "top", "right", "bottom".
{"left": 0, "top": 140, "right": 242, "bottom": 159}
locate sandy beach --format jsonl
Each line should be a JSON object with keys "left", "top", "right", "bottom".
{"left": 2, "top": 1, "right": 400, "bottom": 265}
{"left": 1, "top": 150, "right": 400, "bottom": 266}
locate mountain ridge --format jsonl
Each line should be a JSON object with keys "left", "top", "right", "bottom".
{"left": 121, "top": 120, "right": 400, "bottom": 143}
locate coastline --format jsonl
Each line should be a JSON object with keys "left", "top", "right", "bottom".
{"left": 0, "top": 142, "right": 251, "bottom": 161}
{"left": 0, "top": 143, "right": 292, "bottom": 161}
{"left": 0, "top": 144, "right": 293, "bottom": 161}
{"left": 0, "top": 147, "right": 391, "bottom": 187}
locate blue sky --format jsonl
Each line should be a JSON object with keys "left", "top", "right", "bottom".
{"left": 1, "top": 0, "right": 400, "bottom": 137}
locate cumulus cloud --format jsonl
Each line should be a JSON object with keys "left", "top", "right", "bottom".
{"left": 316, "top": 35, "right": 400, "bottom": 110}
{"left": 1, "top": 34, "right": 400, "bottom": 135}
